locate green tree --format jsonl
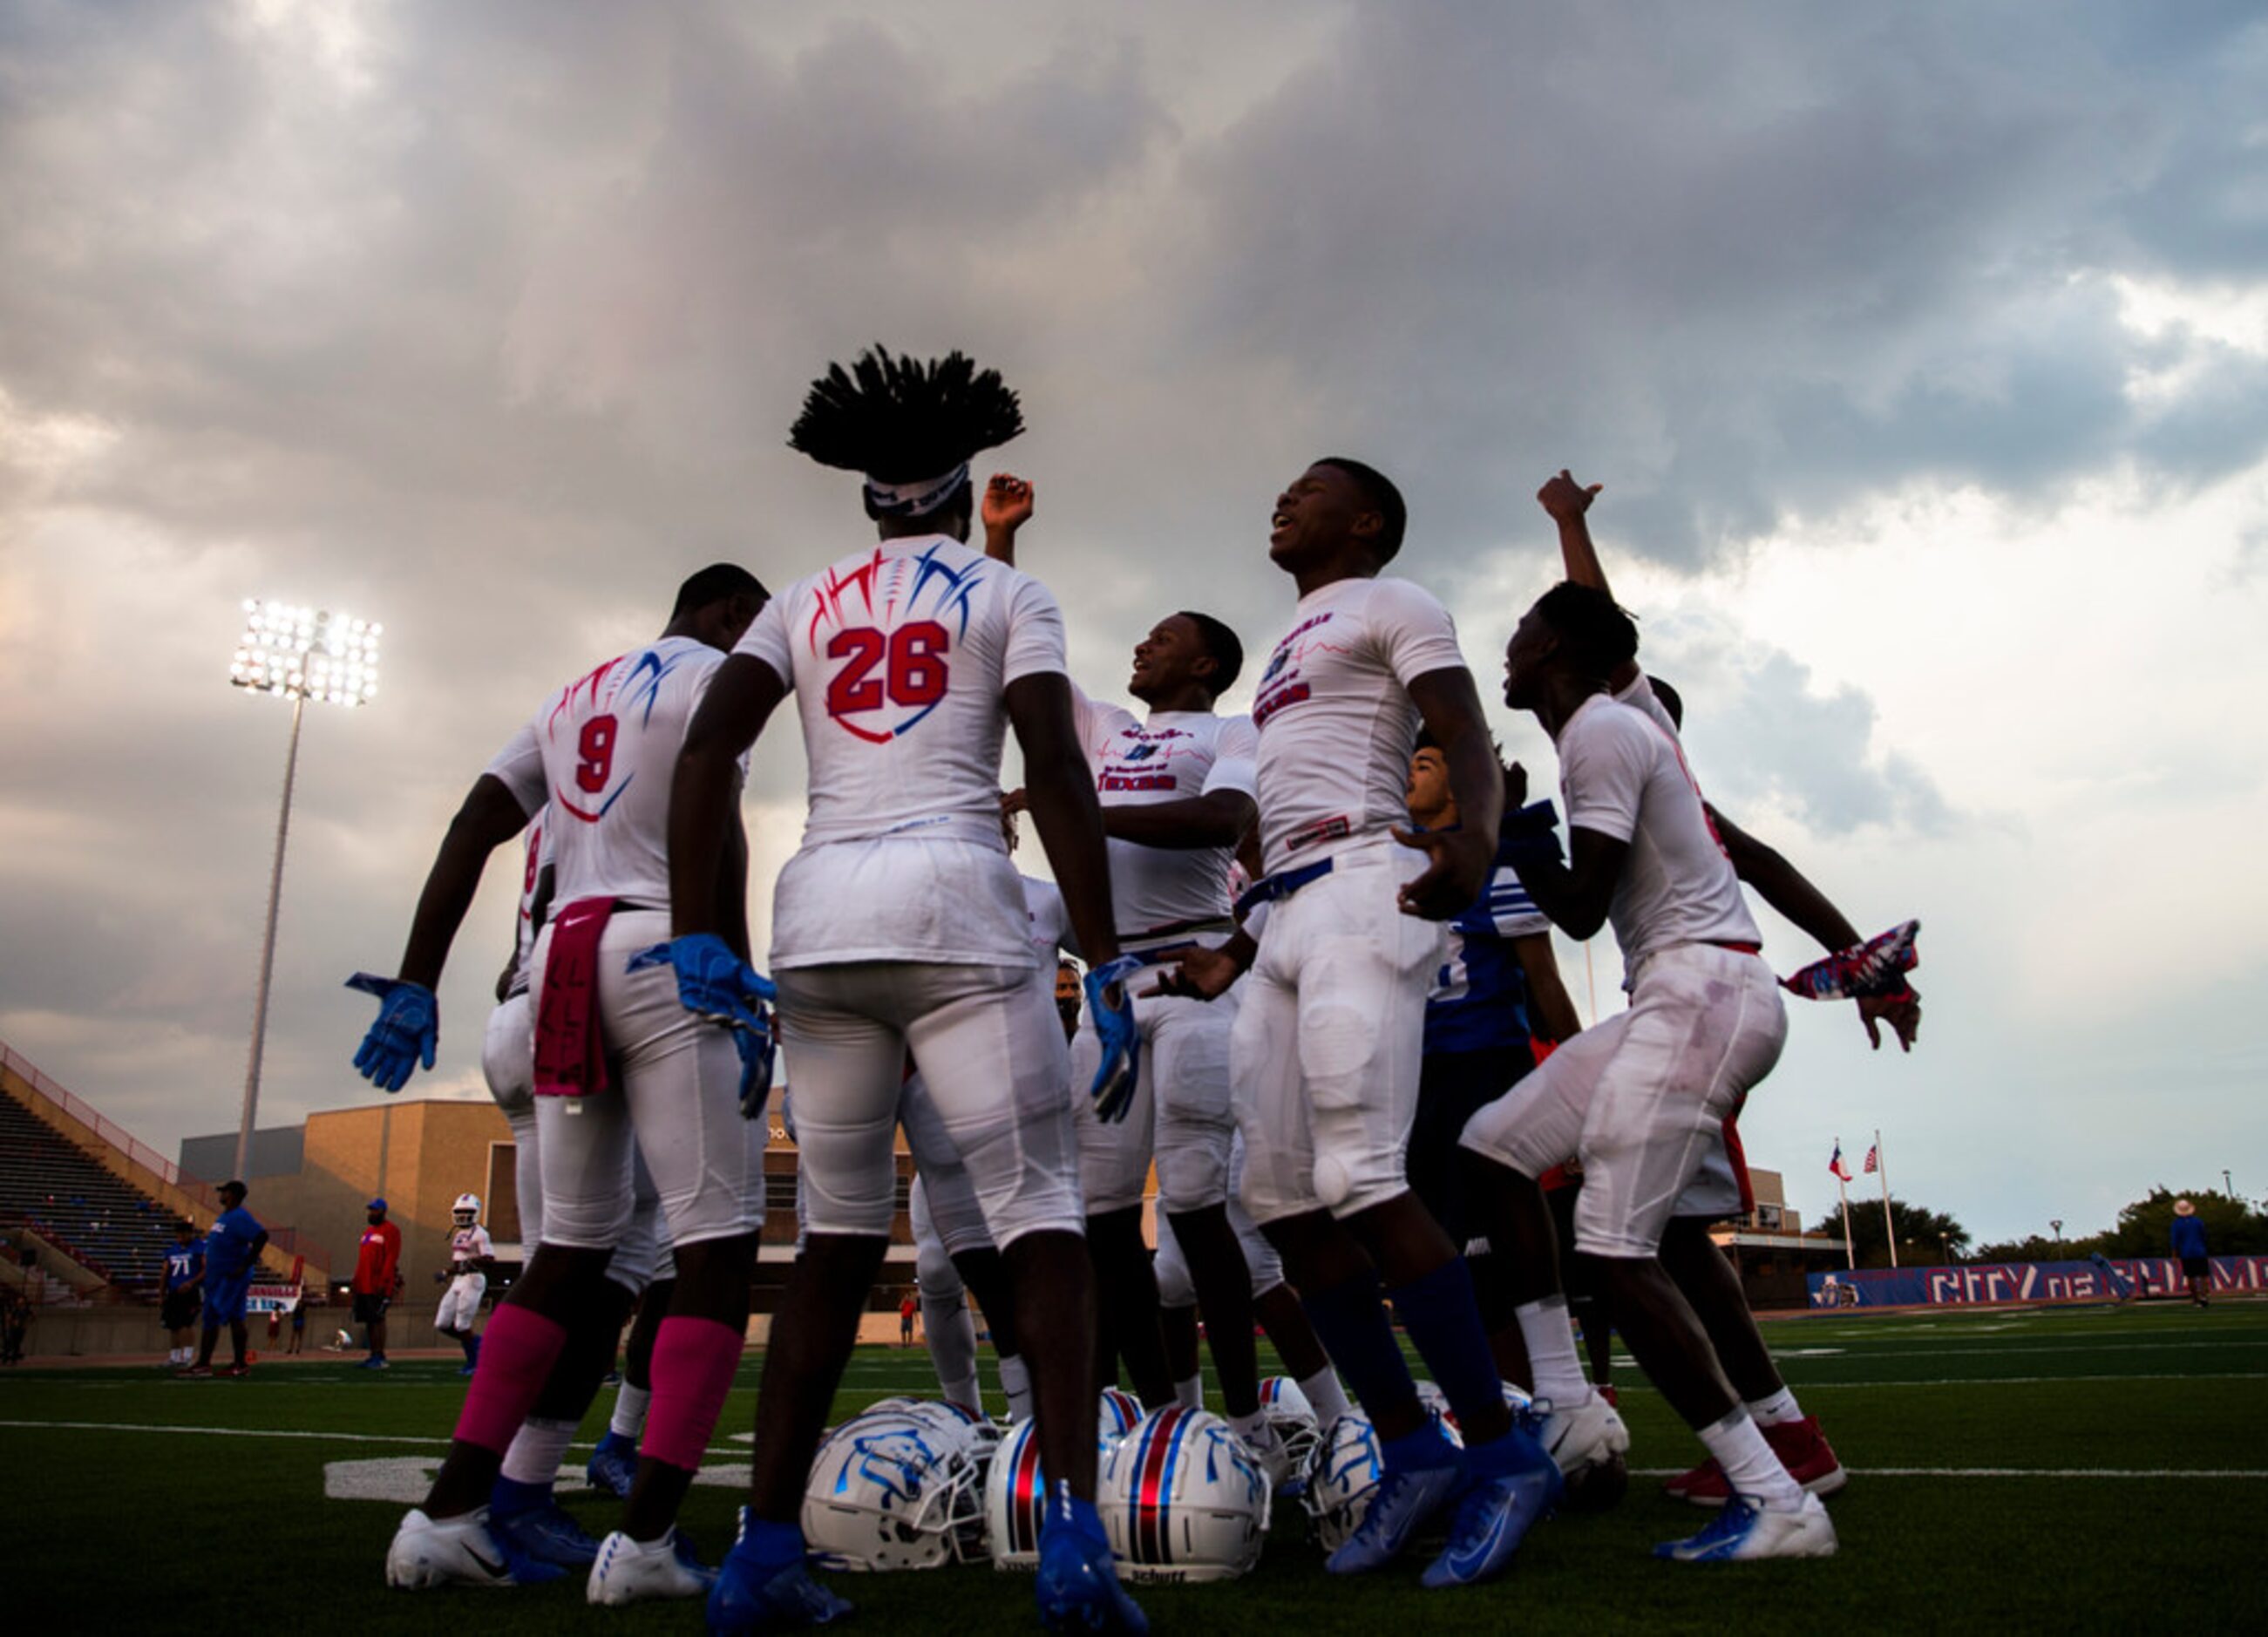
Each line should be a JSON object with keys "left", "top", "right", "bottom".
{"left": 1844, "top": 1197, "right": 1971, "bottom": 1268}
{"left": 2101, "top": 1187, "right": 2266, "bottom": 1258}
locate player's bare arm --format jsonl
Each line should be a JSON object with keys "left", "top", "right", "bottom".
{"left": 1710, "top": 804, "right": 1922, "bottom": 1052}
{"left": 1002, "top": 670, "right": 1124, "bottom": 973}
{"left": 1538, "top": 471, "right": 1640, "bottom": 694}
{"left": 981, "top": 472, "right": 1034, "bottom": 564}
{"left": 719, "top": 811, "right": 754, "bottom": 962}
{"left": 1392, "top": 666, "right": 1504, "bottom": 918}
{"left": 1148, "top": 927, "right": 1256, "bottom": 1002}
{"left": 1511, "top": 825, "right": 1629, "bottom": 941}
{"left": 1509, "top": 932, "right": 1584, "bottom": 1043}
{"left": 395, "top": 773, "right": 534, "bottom": 989}
{"left": 1099, "top": 788, "right": 1258, "bottom": 851}
{"left": 667, "top": 654, "right": 787, "bottom": 938}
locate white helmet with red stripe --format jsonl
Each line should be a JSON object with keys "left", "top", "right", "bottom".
{"left": 1256, "top": 1375, "right": 1324, "bottom": 1478}
{"left": 801, "top": 1402, "right": 988, "bottom": 1571}
{"left": 1097, "top": 1385, "right": 1144, "bottom": 1441}
{"left": 1097, "top": 1405, "right": 1271, "bottom": 1583}
{"left": 982, "top": 1412, "right": 1124, "bottom": 1570}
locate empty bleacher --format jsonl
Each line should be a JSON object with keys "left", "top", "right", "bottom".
{"left": 0, "top": 1090, "right": 186, "bottom": 1296}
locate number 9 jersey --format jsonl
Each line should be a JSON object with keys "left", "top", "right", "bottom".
{"left": 481, "top": 635, "right": 735, "bottom": 907}
{"left": 736, "top": 533, "right": 1067, "bottom": 970}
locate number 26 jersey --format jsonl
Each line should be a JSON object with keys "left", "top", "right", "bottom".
{"left": 737, "top": 533, "right": 1068, "bottom": 969}
{"left": 483, "top": 635, "right": 732, "bottom": 910}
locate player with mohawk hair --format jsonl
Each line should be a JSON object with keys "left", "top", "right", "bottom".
{"left": 662, "top": 346, "right": 1148, "bottom": 1633}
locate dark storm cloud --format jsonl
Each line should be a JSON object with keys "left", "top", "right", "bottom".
{"left": 1170, "top": 2, "right": 2268, "bottom": 565}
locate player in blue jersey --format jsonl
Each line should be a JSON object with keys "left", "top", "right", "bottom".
{"left": 160, "top": 1219, "right": 205, "bottom": 1367}
{"left": 180, "top": 1181, "right": 268, "bottom": 1378}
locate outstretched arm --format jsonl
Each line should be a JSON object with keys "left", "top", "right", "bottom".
{"left": 1710, "top": 804, "right": 1921, "bottom": 1052}
{"left": 1537, "top": 470, "right": 1640, "bottom": 694}
{"left": 395, "top": 775, "right": 534, "bottom": 989}
{"left": 1505, "top": 827, "right": 1627, "bottom": 941}
{"left": 1099, "top": 790, "right": 1257, "bottom": 851}
{"left": 669, "top": 655, "right": 785, "bottom": 936}
{"left": 981, "top": 472, "right": 1035, "bottom": 565}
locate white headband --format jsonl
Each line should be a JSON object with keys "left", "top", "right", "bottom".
{"left": 863, "top": 462, "right": 969, "bottom": 518}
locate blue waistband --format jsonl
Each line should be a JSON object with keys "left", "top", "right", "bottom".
{"left": 1233, "top": 858, "right": 1334, "bottom": 919}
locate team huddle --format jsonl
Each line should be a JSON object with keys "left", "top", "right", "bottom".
{"left": 349, "top": 348, "right": 1921, "bottom": 1634}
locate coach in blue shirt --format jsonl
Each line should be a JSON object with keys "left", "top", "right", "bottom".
{"left": 180, "top": 1181, "right": 268, "bottom": 1377}
{"left": 2170, "top": 1199, "right": 2210, "bottom": 1308}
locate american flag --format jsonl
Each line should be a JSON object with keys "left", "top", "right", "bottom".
{"left": 1863, "top": 1144, "right": 1880, "bottom": 1176}
{"left": 1829, "top": 1142, "right": 1852, "bottom": 1183}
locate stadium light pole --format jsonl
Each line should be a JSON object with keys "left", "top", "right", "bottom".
{"left": 228, "top": 601, "right": 382, "bottom": 1180}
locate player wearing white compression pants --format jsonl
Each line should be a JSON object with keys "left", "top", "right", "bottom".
{"left": 1155, "top": 458, "right": 1557, "bottom": 1588}
{"left": 664, "top": 348, "right": 1144, "bottom": 1634}
{"left": 351, "top": 566, "right": 769, "bottom": 1598}
{"left": 1460, "top": 491, "right": 1834, "bottom": 1563}
{"left": 435, "top": 1198, "right": 496, "bottom": 1369}
{"left": 986, "top": 483, "right": 1280, "bottom": 1454}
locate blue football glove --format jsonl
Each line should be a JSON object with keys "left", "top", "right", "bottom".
{"left": 627, "top": 933, "right": 778, "bottom": 1031}
{"left": 628, "top": 934, "right": 779, "bottom": 1120}
{"left": 1083, "top": 954, "right": 1143, "bottom": 1123}
{"left": 344, "top": 973, "right": 438, "bottom": 1094}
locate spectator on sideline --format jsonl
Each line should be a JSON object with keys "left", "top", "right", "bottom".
{"left": 1, "top": 1287, "right": 29, "bottom": 1364}
{"left": 160, "top": 1219, "right": 204, "bottom": 1367}
{"left": 287, "top": 1293, "right": 309, "bottom": 1354}
{"left": 353, "top": 1198, "right": 404, "bottom": 1369}
{"left": 900, "top": 1292, "right": 918, "bottom": 1347}
{"left": 180, "top": 1181, "right": 268, "bottom": 1378}
{"left": 2170, "top": 1200, "right": 2210, "bottom": 1308}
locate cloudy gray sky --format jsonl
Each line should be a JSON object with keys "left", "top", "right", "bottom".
{"left": 4, "top": 1, "right": 2264, "bottom": 1247}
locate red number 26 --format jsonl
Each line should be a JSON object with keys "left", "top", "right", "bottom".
{"left": 825, "top": 622, "right": 950, "bottom": 717}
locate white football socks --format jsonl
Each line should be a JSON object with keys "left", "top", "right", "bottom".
{"left": 1514, "top": 1295, "right": 1592, "bottom": 1406}
{"left": 1173, "top": 1374, "right": 1205, "bottom": 1411}
{"left": 998, "top": 1354, "right": 1034, "bottom": 1423}
{"left": 1698, "top": 1406, "right": 1807, "bottom": 1511}
{"left": 609, "top": 1382, "right": 651, "bottom": 1441}
{"left": 1297, "top": 1365, "right": 1351, "bottom": 1427}
{"left": 1747, "top": 1385, "right": 1803, "bottom": 1426}
{"left": 499, "top": 1415, "right": 579, "bottom": 1486}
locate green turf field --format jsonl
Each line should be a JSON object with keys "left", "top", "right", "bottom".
{"left": 3, "top": 1301, "right": 2263, "bottom": 1632}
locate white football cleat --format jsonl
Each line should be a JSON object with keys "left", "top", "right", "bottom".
{"left": 1535, "top": 1389, "right": 1630, "bottom": 1475}
{"left": 385, "top": 1508, "right": 550, "bottom": 1589}
{"left": 587, "top": 1527, "right": 716, "bottom": 1605}
{"left": 1654, "top": 1492, "right": 1838, "bottom": 1562}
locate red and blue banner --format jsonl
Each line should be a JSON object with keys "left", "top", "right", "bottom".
{"left": 1807, "top": 1256, "right": 2268, "bottom": 1308}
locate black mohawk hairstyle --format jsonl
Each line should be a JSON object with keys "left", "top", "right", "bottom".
{"left": 788, "top": 345, "right": 1024, "bottom": 481}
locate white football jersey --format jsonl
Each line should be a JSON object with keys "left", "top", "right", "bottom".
{"left": 1248, "top": 576, "right": 1467, "bottom": 874}
{"left": 485, "top": 635, "right": 731, "bottom": 909}
{"left": 737, "top": 534, "right": 1068, "bottom": 968}
{"left": 1554, "top": 691, "right": 1760, "bottom": 969}
{"left": 504, "top": 812, "right": 553, "bottom": 1000}
{"left": 449, "top": 1224, "right": 493, "bottom": 1267}
{"left": 1072, "top": 685, "right": 1255, "bottom": 938}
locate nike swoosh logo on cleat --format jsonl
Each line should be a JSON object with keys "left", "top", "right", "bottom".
{"left": 463, "top": 1546, "right": 512, "bottom": 1580}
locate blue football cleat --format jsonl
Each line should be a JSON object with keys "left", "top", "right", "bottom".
{"left": 1326, "top": 1458, "right": 1465, "bottom": 1575}
{"left": 1036, "top": 1490, "right": 1148, "bottom": 1634}
{"left": 587, "top": 1430, "right": 638, "bottom": 1498}
{"left": 488, "top": 1498, "right": 602, "bottom": 1570}
{"left": 1419, "top": 1431, "right": 1563, "bottom": 1588}
{"left": 707, "top": 1509, "right": 852, "bottom": 1634}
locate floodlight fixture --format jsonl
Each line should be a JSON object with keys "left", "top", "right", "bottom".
{"left": 227, "top": 596, "right": 385, "bottom": 1179}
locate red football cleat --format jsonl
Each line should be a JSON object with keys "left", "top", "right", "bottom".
{"left": 1666, "top": 1416, "right": 1847, "bottom": 1507}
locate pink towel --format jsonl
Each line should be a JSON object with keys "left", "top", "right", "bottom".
{"left": 534, "top": 896, "right": 621, "bottom": 1097}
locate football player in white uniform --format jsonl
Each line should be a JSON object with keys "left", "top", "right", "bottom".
{"left": 435, "top": 1193, "right": 495, "bottom": 1371}
{"left": 1461, "top": 509, "right": 1837, "bottom": 1561}
{"left": 984, "top": 479, "right": 1279, "bottom": 1463}
{"left": 350, "top": 564, "right": 769, "bottom": 1596}
{"left": 1156, "top": 458, "right": 1558, "bottom": 1589}
{"left": 662, "top": 349, "right": 1144, "bottom": 1634}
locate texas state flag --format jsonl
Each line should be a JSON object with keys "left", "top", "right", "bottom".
{"left": 1829, "top": 1142, "right": 1853, "bottom": 1183}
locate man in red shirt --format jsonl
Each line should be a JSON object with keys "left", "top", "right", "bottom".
{"left": 352, "top": 1198, "right": 404, "bottom": 1370}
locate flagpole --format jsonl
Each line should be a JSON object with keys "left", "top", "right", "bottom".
{"left": 1838, "top": 1178, "right": 1855, "bottom": 1270}
{"left": 1875, "top": 1128, "right": 1898, "bottom": 1268}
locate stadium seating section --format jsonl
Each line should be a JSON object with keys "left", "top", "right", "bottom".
{"left": 0, "top": 1084, "right": 185, "bottom": 1297}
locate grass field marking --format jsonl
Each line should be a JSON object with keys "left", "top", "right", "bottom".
{"left": 0, "top": 1418, "right": 455, "bottom": 1444}
{"left": 1694, "top": 1370, "right": 2268, "bottom": 1389}
{"left": 1627, "top": 1465, "right": 2268, "bottom": 1479}
{"left": 1784, "top": 1338, "right": 2268, "bottom": 1362}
